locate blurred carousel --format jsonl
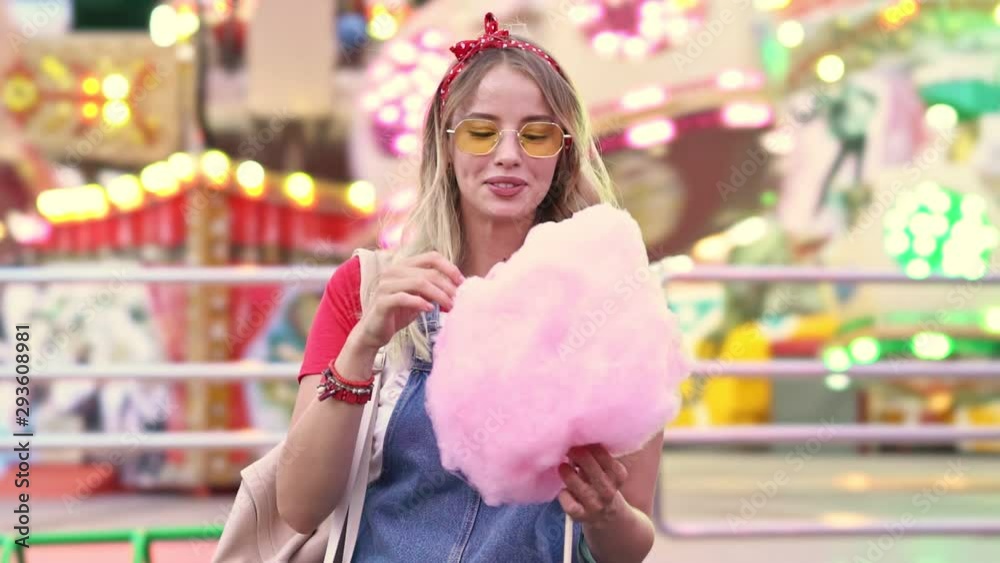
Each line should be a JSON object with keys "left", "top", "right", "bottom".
{"left": 771, "top": 0, "right": 1000, "bottom": 451}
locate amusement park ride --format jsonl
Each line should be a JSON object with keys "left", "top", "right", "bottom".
{"left": 1, "top": 0, "right": 999, "bottom": 497}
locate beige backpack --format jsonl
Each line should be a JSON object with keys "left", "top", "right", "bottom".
{"left": 212, "top": 248, "right": 388, "bottom": 563}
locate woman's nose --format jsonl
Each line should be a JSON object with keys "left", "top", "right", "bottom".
{"left": 493, "top": 131, "right": 522, "bottom": 166}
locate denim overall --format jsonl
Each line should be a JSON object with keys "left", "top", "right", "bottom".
{"left": 352, "top": 307, "right": 590, "bottom": 562}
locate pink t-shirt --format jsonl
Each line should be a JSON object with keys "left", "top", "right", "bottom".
{"left": 298, "top": 255, "right": 363, "bottom": 383}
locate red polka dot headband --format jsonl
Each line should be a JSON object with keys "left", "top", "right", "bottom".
{"left": 438, "top": 12, "right": 564, "bottom": 110}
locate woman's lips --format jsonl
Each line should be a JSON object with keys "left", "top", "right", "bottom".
{"left": 485, "top": 178, "right": 527, "bottom": 197}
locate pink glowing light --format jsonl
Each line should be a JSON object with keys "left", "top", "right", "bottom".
{"left": 716, "top": 69, "right": 765, "bottom": 90}
{"left": 573, "top": 0, "right": 706, "bottom": 59}
{"left": 625, "top": 119, "right": 676, "bottom": 148}
{"left": 721, "top": 102, "right": 774, "bottom": 128}
{"left": 365, "top": 28, "right": 451, "bottom": 157}
{"left": 620, "top": 85, "right": 668, "bottom": 110}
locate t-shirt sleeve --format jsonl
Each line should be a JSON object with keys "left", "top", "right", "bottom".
{"left": 298, "top": 255, "right": 363, "bottom": 383}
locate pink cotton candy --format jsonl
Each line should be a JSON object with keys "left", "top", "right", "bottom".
{"left": 425, "top": 204, "right": 690, "bottom": 506}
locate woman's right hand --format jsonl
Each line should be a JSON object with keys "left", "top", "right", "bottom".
{"left": 355, "top": 251, "right": 465, "bottom": 350}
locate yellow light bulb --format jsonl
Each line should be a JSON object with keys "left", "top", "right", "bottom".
{"left": 347, "top": 181, "right": 377, "bottom": 214}
{"left": 81, "top": 76, "right": 101, "bottom": 96}
{"left": 236, "top": 161, "right": 266, "bottom": 198}
{"left": 284, "top": 172, "right": 316, "bottom": 207}
{"left": 102, "top": 101, "right": 131, "bottom": 127}
{"left": 106, "top": 174, "right": 144, "bottom": 211}
{"left": 201, "top": 150, "right": 231, "bottom": 185}
{"left": 141, "top": 162, "right": 180, "bottom": 197}
{"left": 816, "top": 54, "right": 845, "bottom": 83}
{"left": 167, "top": 152, "right": 196, "bottom": 182}
{"left": 102, "top": 73, "right": 130, "bottom": 100}
{"left": 81, "top": 101, "right": 100, "bottom": 120}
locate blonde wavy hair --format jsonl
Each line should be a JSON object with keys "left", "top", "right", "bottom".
{"left": 378, "top": 38, "right": 620, "bottom": 365}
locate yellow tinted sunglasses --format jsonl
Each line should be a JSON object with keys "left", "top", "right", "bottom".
{"left": 446, "top": 119, "right": 571, "bottom": 158}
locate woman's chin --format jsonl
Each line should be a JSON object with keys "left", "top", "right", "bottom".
{"left": 480, "top": 201, "right": 537, "bottom": 223}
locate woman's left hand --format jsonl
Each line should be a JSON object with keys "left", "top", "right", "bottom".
{"left": 557, "top": 444, "right": 630, "bottom": 526}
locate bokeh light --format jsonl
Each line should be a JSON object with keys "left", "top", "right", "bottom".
{"left": 848, "top": 336, "right": 881, "bottom": 364}
{"left": 925, "top": 104, "right": 958, "bottom": 130}
{"left": 620, "top": 85, "right": 668, "bottom": 110}
{"left": 284, "top": 172, "right": 316, "bottom": 208}
{"left": 367, "top": 2, "right": 403, "bottom": 41}
{"left": 984, "top": 307, "right": 1000, "bottom": 334}
{"left": 149, "top": 4, "right": 179, "bottom": 48}
{"left": 721, "top": 102, "right": 773, "bottom": 128}
{"left": 81, "top": 101, "right": 100, "bottom": 120}
{"left": 884, "top": 183, "right": 997, "bottom": 280}
{"left": 347, "top": 180, "right": 377, "bottom": 215}
{"left": 167, "top": 152, "right": 196, "bottom": 183}
{"left": 81, "top": 76, "right": 101, "bottom": 96}
{"left": 776, "top": 20, "right": 804, "bottom": 48}
{"left": 175, "top": 4, "right": 201, "bottom": 41}
{"left": 822, "top": 346, "right": 852, "bottom": 373}
{"left": 816, "top": 54, "right": 845, "bottom": 83}
{"left": 911, "top": 331, "right": 953, "bottom": 360}
{"left": 625, "top": 118, "right": 676, "bottom": 148}
{"left": 106, "top": 174, "right": 144, "bottom": 211}
{"left": 140, "top": 161, "right": 180, "bottom": 197}
{"left": 37, "top": 184, "right": 110, "bottom": 222}
{"left": 755, "top": 0, "right": 791, "bottom": 10}
{"left": 101, "top": 74, "right": 130, "bottom": 100}
{"left": 236, "top": 161, "right": 266, "bottom": 198}
{"left": 824, "top": 373, "right": 851, "bottom": 391}
{"left": 200, "top": 150, "right": 231, "bottom": 184}
{"left": 102, "top": 100, "right": 130, "bottom": 127}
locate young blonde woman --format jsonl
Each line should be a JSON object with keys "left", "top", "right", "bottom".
{"left": 277, "top": 13, "right": 662, "bottom": 562}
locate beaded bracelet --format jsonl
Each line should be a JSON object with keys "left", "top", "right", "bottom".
{"left": 316, "top": 362, "right": 375, "bottom": 405}
{"left": 330, "top": 360, "right": 375, "bottom": 388}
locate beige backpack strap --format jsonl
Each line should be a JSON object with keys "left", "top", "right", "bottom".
{"left": 354, "top": 248, "right": 388, "bottom": 371}
{"left": 323, "top": 248, "right": 388, "bottom": 563}
{"left": 355, "top": 248, "right": 381, "bottom": 306}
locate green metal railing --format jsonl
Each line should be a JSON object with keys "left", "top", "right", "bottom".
{"left": 0, "top": 525, "right": 223, "bottom": 563}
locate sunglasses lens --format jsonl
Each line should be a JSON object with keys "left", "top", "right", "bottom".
{"left": 454, "top": 119, "right": 500, "bottom": 155}
{"left": 518, "top": 122, "right": 565, "bottom": 157}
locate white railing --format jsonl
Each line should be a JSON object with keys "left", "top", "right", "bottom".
{"left": 3, "top": 263, "right": 998, "bottom": 538}
{"left": 18, "top": 359, "right": 999, "bottom": 381}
